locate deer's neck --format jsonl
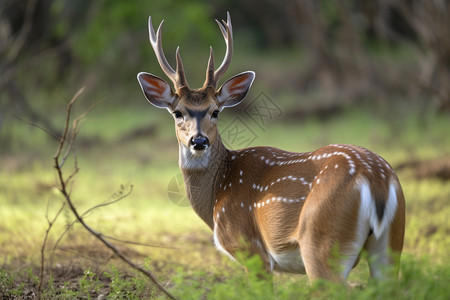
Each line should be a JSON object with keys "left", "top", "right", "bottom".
{"left": 179, "top": 136, "right": 229, "bottom": 229}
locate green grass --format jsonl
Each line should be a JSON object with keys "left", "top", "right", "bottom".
{"left": 1, "top": 95, "right": 449, "bottom": 298}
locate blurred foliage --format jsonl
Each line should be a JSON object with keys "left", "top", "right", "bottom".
{"left": 1, "top": 0, "right": 449, "bottom": 151}
{"left": 69, "top": 0, "right": 218, "bottom": 66}
{"left": 1, "top": 0, "right": 448, "bottom": 95}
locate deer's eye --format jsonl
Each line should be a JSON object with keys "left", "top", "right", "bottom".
{"left": 173, "top": 111, "right": 183, "bottom": 119}
{"left": 211, "top": 110, "right": 219, "bottom": 119}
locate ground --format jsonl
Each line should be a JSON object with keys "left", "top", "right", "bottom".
{"left": 1, "top": 104, "right": 449, "bottom": 298}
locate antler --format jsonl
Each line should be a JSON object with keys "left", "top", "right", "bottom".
{"left": 204, "top": 12, "right": 233, "bottom": 88}
{"left": 148, "top": 17, "right": 188, "bottom": 89}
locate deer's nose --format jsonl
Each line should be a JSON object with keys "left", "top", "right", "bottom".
{"left": 190, "top": 136, "right": 210, "bottom": 150}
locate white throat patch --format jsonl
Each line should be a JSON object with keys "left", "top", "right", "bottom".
{"left": 179, "top": 143, "right": 211, "bottom": 170}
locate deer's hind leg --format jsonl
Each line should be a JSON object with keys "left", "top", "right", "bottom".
{"left": 297, "top": 177, "right": 369, "bottom": 282}
{"left": 364, "top": 183, "right": 405, "bottom": 279}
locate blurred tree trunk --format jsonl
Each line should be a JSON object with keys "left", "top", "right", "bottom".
{"left": 393, "top": 0, "right": 450, "bottom": 112}
{"left": 0, "top": 0, "right": 71, "bottom": 146}
{"left": 290, "top": 0, "right": 376, "bottom": 104}
{"left": 291, "top": 0, "right": 344, "bottom": 102}
{"left": 231, "top": 0, "right": 449, "bottom": 113}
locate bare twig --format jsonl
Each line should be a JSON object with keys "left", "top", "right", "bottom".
{"left": 50, "top": 184, "right": 132, "bottom": 262}
{"left": 49, "top": 183, "right": 175, "bottom": 270}
{"left": 51, "top": 89, "right": 175, "bottom": 299}
{"left": 60, "top": 100, "right": 102, "bottom": 167}
{"left": 37, "top": 199, "right": 66, "bottom": 296}
{"left": 12, "top": 114, "right": 60, "bottom": 141}
{"left": 81, "top": 184, "right": 134, "bottom": 218}
{"left": 50, "top": 184, "right": 135, "bottom": 263}
{"left": 54, "top": 88, "right": 85, "bottom": 168}
{"left": 103, "top": 235, "right": 176, "bottom": 250}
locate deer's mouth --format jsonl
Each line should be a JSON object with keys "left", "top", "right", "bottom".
{"left": 189, "top": 145, "right": 209, "bottom": 157}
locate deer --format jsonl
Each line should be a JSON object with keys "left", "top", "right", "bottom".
{"left": 137, "top": 12, "right": 405, "bottom": 283}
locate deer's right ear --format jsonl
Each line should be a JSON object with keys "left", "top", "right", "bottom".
{"left": 137, "top": 72, "right": 176, "bottom": 108}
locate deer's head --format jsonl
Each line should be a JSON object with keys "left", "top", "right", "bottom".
{"left": 137, "top": 13, "right": 255, "bottom": 164}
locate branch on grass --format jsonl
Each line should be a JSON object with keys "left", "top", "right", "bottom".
{"left": 37, "top": 199, "right": 66, "bottom": 296}
{"left": 103, "top": 235, "right": 176, "bottom": 250}
{"left": 49, "top": 183, "right": 175, "bottom": 267}
{"left": 51, "top": 88, "right": 175, "bottom": 299}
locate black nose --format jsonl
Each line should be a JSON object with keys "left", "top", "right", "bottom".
{"left": 190, "top": 136, "right": 210, "bottom": 150}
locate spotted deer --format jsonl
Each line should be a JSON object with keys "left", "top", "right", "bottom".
{"left": 137, "top": 13, "right": 405, "bottom": 283}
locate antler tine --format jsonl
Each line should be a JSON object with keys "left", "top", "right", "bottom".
{"left": 175, "top": 47, "right": 188, "bottom": 88}
{"left": 148, "top": 17, "right": 187, "bottom": 89}
{"left": 204, "top": 46, "right": 215, "bottom": 87}
{"left": 213, "top": 12, "right": 233, "bottom": 85}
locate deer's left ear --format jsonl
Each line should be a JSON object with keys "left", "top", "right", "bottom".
{"left": 216, "top": 71, "right": 255, "bottom": 108}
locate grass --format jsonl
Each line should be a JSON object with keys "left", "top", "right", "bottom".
{"left": 1, "top": 92, "right": 449, "bottom": 298}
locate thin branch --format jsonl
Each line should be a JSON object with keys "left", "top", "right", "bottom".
{"left": 49, "top": 184, "right": 175, "bottom": 269}
{"left": 82, "top": 184, "right": 134, "bottom": 217}
{"left": 103, "top": 235, "right": 176, "bottom": 250}
{"left": 37, "top": 199, "right": 66, "bottom": 296}
{"left": 50, "top": 184, "right": 135, "bottom": 260}
{"left": 13, "top": 114, "right": 60, "bottom": 141}
{"left": 60, "top": 100, "right": 102, "bottom": 166}
{"left": 53, "top": 171, "right": 175, "bottom": 299}
{"left": 51, "top": 90, "right": 175, "bottom": 299}
{"left": 54, "top": 87, "right": 85, "bottom": 164}
{"left": 63, "top": 151, "right": 79, "bottom": 187}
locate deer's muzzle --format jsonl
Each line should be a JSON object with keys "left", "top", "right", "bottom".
{"left": 190, "top": 136, "right": 210, "bottom": 151}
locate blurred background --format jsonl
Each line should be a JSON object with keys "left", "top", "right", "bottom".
{"left": 0, "top": 0, "right": 449, "bottom": 292}
{"left": 1, "top": 0, "right": 449, "bottom": 136}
